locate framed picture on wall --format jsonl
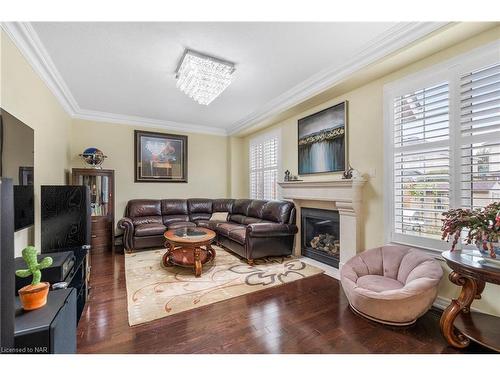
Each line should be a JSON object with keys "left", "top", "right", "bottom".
{"left": 298, "top": 101, "right": 348, "bottom": 175}
{"left": 19, "top": 166, "right": 34, "bottom": 185}
{"left": 134, "top": 130, "right": 188, "bottom": 182}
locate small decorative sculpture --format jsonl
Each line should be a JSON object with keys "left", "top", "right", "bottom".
{"left": 80, "top": 147, "right": 107, "bottom": 169}
{"left": 342, "top": 164, "right": 362, "bottom": 180}
{"left": 342, "top": 166, "right": 354, "bottom": 179}
{"left": 284, "top": 170, "right": 291, "bottom": 181}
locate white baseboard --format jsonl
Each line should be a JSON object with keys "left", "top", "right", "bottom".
{"left": 300, "top": 256, "right": 340, "bottom": 280}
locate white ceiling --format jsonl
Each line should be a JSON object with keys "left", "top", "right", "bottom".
{"left": 17, "top": 22, "right": 445, "bottom": 135}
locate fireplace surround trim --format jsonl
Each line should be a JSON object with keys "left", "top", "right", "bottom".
{"left": 278, "top": 178, "right": 366, "bottom": 276}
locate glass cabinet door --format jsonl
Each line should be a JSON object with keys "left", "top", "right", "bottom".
{"left": 77, "top": 174, "right": 110, "bottom": 217}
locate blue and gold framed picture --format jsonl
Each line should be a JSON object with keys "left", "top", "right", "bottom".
{"left": 298, "top": 101, "right": 348, "bottom": 175}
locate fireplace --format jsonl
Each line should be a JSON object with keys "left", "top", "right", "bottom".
{"left": 301, "top": 207, "right": 340, "bottom": 268}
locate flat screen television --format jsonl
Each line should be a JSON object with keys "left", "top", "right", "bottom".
{"left": 0, "top": 108, "right": 35, "bottom": 232}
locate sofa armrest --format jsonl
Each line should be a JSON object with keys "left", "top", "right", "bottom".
{"left": 118, "top": 217, "right": 134, "bottom": 251}
{"left": 246, "top": 223, "right": 298, "bottom": 237}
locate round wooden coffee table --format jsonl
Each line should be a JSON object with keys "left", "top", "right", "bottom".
{"left": 162, "top": 227, "right": 216, "bottom": 277}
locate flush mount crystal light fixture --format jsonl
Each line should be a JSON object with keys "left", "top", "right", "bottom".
{"left": 175, "top": 49, "right": 235, "bottom": 105}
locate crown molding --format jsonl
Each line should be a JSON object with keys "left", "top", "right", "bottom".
{"left": 228, "top": 22, "right": 451, "bottom": 135}
{"left": 1, "top": 22, "right": 81, "bottom": 115}
{"left": 73, "top": 109, "right": 228, "bottom": 136}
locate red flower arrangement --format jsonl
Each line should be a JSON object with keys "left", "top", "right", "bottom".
{"left": 441, "top": 202, "right": 500, "bottom": 258}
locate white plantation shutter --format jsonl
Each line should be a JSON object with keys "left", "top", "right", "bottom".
{"left": 249, "top": 130, "right": 280, "bottom": 200}
{"left": 385, "top": 41, "right": 500, "bottom": 251}
{"left": 460, "top": 62, "right": 500, "bottom": 209}
{"left": 392, "top": 83, "right": 451, "bottom": 241}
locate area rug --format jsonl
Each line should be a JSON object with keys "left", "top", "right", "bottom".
{"left": 124, "top": 246, "right": 323, "bottom": 326}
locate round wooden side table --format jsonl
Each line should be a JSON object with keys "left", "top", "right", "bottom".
{"left": 440, "top": 250, "right": 500, "bottom": 352}
{"left": 162, "top": 227, "right": 216, "bottom": 277}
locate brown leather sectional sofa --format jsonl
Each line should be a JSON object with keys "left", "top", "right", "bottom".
{"left": 118, "top": 198, "right": 298, "bottom": 263}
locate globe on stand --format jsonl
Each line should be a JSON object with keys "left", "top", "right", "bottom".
{"left": 79, "top": 147, "right": 107, "bottom": 169}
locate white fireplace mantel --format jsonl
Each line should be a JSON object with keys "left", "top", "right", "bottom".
{"left": 278, "top": 178, "right": 367, "bottom": 276}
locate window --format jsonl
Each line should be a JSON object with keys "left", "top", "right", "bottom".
{"left": 384, "top": 41, "right": 500, "bottom": 251}
{"left": 392, "top": 82, "right": 451, "bottom": 242}
{"left": 249, "top": 129, "right": 281, "bottom": 200}
{"left": 460, "top": 62, "right": 500, "bottom": 210}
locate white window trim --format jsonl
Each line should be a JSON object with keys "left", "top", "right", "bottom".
{"left": 249, "top": 128, "right": 282, "bottom": 200}
{"left": 383, "top": 39, "right": 500, "bottom": 253}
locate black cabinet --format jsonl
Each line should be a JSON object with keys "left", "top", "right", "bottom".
{"left": 14, "top": 288, "right": 76, "bottom": 354}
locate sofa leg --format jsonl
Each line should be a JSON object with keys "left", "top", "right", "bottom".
{"left": 247, "top": 259, "right": 254, "bottom": 267}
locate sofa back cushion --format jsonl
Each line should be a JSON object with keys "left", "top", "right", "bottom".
{"left": 161, "top": 199, "right": 188, "bottom": 215}
{"left": 247, "top": 200, "right": 267, "bottom": 218}
{"left": 261, "top": 201, "right": 294, "bottom": 224}
{"left": 229, "top": 199, "right": 252, "bottom": 224}
{"left": 232, "top": 199, "right": 252, "bottom": 215}
{"left": 126, "top": 199, "right": 163, "bottom": 225}
{"left": 127, "top": 199, "right": 161, "bottom": 217}
{"left": 161, "top": 199, "right": 189, "bottom": 226}
{"left": 212, "top": 199, "right": 234, "bottom": 213}
{"left": 188, "top": 198, "right": 213, "bottom": 221}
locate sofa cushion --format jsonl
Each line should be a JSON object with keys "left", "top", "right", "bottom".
{"left": 163, "top": 215, "right": 191, "bottom": 226}
{"left": 161, "top": 199, "right": 188, "bottom": 215}
{"left": 134, "top": 223, "right": 167, "bottom": 237}
{"left": 262, "top": 201, "right": 294, "bottom": 224}
{"left": 197, "top": 219, "right": 225, "bottom": 230}
{"left": 229, "top": 214, "right": 247, "bottom": 224}
{"left": 196, "top": 220, "right": 211, "bottom": 229}
{"left": 242, "top": 216, "right": 263, "bottom": 225}
{"left": 356, "top": 275, "right": 404, "bottom": 293}
{"left": 216, "top": 222, "right": 246, "bottom": 236}
{"left": 232, "top": 199, "right": 252, "bottom": 215}
{"left": 132, "top": 216, "right": 163, "bottom": 226}
{"left": 188, "top": 199, "right": 213, "bottom": 214}
{"left": 228, "top": 228, "right": 246, "bottom": 245}
{"left": 168, "top": 221, "right": 196, "bottom": 230}
{"left": 189, "top": 212, "right": 212, "bottom": 222}
{"left": 213, "top": 199, "right": 234, "bottom": 213}
{"left": 247, "top": 200, "right": 267, "bottom": 219}
{"left": 128, "top": 199, "right": 161, "bottom": 217}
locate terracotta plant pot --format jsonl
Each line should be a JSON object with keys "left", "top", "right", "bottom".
{"left": 18, "top": 282, "right": 50, "bottom": 311}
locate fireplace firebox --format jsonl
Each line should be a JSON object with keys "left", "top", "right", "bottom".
{"left": 301, "top": 207, "right": 340, "bottom": 268}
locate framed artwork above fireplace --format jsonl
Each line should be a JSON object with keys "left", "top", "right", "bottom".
{"left": 298, "top": 101, "right": 348, "bottom": 175}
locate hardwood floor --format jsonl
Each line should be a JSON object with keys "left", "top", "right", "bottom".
{"left": 77, "top": 249, "right": 491, "bottom": 354}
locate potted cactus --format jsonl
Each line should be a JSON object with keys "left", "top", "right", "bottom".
{"left": 15, "top": 246, "right": 53, "bottom": 310}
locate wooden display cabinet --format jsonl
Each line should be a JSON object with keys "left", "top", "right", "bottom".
{"left": 72, "top": 168, "right": 115, "bottom": 253}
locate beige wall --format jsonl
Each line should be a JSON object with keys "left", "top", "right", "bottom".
{"left": 234, "top": 26, "right": 500, "bottom": 316}
{"left": 1, "top": 29, "right": 72, "bottom": 255}
{"left": 70, "top": 119, "right": 229, "bottom": 222}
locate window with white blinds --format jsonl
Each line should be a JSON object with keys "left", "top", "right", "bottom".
{"left": 460, "top": 62, "right": 500, "bottom": 210}
{"left": 249, "top": 130, "right": 280, "bottom": 200}
{"left": 393, "top": 83, "right": 451, "bottom": 241}
{"left": 385, "top": 41, "right": 500, "bottom": 250}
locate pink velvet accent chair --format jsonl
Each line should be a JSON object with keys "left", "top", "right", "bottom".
{"left": 340, "top": 245, "right": 443, "bottom": 326}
